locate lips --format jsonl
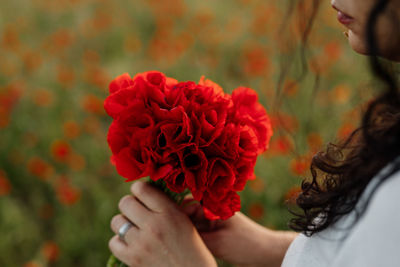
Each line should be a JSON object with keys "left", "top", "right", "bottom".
{"left": 337, "top": 11, "right": 354, "bottom": 25}
{"left": 332, "top": 5, "right": 354, "bottom": 25}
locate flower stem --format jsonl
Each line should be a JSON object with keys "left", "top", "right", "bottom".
{"left": 107, "top": 254, "right": 128, "bottom": 267}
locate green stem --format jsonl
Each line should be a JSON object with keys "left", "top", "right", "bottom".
{"left": 107, "top": 254, "right": 128, "bottom": 267}
{"left": 107, "top": 178, "right": 191, "bottom": 266}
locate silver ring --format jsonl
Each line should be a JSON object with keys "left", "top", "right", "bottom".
{"left": 118, "top": 221, "right": 134, "bottom": 243}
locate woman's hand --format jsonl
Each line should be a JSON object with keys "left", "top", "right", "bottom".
{"left": 109, "top": 181, "right": 217, "bottom": 267}
{"left": 182, "top": 199, "right": 297, "bottom": 267}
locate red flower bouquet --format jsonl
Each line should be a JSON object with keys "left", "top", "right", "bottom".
{"left": 104, "top": 71, "right": 272, "bottom": 220}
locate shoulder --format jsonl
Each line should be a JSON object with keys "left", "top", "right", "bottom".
{"left": 368, "top": 168, "right": 400, "bottom": 211}
{"left": 329, "top": 165, "right": 400, "bottom": 267}
{"left": 282, "top": 159, "right": 400, "bottom": 267}
{"left": 359, "top": 158, "right": 400, "bottom": 221}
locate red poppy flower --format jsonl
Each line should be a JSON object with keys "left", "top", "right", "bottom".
{"left": 105, "top": 71, "right": 272, "bottom": 219}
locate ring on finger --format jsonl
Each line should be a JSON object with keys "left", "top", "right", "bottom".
{"left": 118, "top": 221, "right": 134, "bottom": 243}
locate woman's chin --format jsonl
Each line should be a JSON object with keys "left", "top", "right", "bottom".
{"left": 347, "top": 31, "right": 400, "bottom": 61}
{"left": 348, "top": 32, "right": 369, "bottom": 56}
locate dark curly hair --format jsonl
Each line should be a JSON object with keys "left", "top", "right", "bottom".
{"left": 287, "top": 0, "right": 400, "bottom": 236}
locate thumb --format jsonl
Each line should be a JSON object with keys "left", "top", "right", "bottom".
{"left": 180, "top": 198, "right": 221, "bottom": 232}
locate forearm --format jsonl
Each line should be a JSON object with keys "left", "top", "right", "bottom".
{"left": 263, "top": 230, "right": 298, "bottom": 267}
{"left": 237, "top": 228, "right": 298, "bottom": 267}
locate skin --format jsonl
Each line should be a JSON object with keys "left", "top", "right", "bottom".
{"left": 181, "top": 201, "right": 297, "bottom": 267}
{"left": 109, "top": 181, "right": 217, "bottom": 267}
{"left": 109, "top": 1, "right": 400, "bottom": 266}
{"left": 331, "top": 0, "right": 400, "bottom": 61}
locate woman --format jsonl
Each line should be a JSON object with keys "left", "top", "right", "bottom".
{"left": 108, "top": 0, "right": 400, "bottom": 266}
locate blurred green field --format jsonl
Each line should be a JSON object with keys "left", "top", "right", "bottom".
{"left": 0, "top": 0, "right": 373, "bottom": 266}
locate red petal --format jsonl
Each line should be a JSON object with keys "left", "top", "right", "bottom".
{"left": 109, "top": 73, "right": 134, "bottom": 94}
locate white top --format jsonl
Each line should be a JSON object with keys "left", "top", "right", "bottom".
{"left": 281, "top": 156, "right": 400, "bottom": 267}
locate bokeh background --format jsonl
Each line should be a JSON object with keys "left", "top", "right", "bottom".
{"left": 0, "top": 0, "right": 374, "bottom": 266}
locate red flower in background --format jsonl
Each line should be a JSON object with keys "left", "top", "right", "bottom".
{"left": 0, "top": 170, "right": 11, "bottom": 196}
{"left": 104, "top": 71, "right": 272, "bottom": 220}
{"left": 55, "top": 177, "right": 81, "bottom": 206}
{"left": 51, "top": 140, "right": 71, "bottom": 162}
{"left": 41, "top": 241, "right": 60, "bottom": 262}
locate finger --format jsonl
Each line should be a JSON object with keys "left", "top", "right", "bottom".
{"left": 108, "top": 235, "right": 131, "bottom": 265}
{"left": 110, "top": 214, "right": 139, "bottom": 244}
{"left": 118, "top": 195, "right": 151, "bottom": 228}
{"left": 130, "top": 180, "right": 177, "bottom": 213}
